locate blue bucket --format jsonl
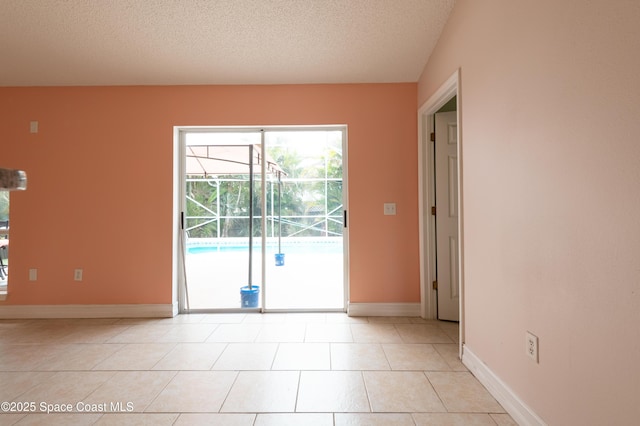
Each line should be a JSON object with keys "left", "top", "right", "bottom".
{"left": 240, "top": 285, "right": 260, "bottom": 308}
{"left": 275, "top": 253, "right": 285, "bottom": 266}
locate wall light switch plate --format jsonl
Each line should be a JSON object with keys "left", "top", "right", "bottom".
{"left": 30, "top": 121, "right": 38, "bottom": 133}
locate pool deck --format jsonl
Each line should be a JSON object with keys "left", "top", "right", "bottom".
{"left": 184, "top": 243, "right": 344, "bottom": 310}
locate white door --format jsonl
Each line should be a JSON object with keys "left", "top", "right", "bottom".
{"left": 435, "top": 111, "right": 459, "bottom": 321}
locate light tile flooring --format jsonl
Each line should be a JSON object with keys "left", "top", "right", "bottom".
{"left": 0, "top": 314, "right": 517, "bottom": 425}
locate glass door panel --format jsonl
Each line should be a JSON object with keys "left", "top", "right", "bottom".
{"left": 263, "top": 130, "right": 345, "bottom": 310}
{"left": 183, "top": 131, "right": 264, "bottom": 310}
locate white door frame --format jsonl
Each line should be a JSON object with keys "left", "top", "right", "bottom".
{"left": 417, "top": 70, "right": 464, "bottom": 346}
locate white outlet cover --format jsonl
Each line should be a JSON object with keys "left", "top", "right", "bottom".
{"left": 383, "top": 203, "right": 397, "bottom": 215}
{"left": 526, "top": 331, "right": 539, "bottom": 363}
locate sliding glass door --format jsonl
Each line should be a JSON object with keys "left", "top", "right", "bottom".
{"left": 178, "top": 127, "right": 347, "bottom": 312}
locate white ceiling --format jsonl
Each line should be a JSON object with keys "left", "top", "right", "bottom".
{"left": 0, "top": 0, "right": 455, "bottom": 86}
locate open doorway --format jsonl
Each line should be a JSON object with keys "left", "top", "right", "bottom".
{"left": 175, "top": 126, "right": 348, "bottom": 313}
{"left": 418, "top": 70, "right": 463, "bottom": 343}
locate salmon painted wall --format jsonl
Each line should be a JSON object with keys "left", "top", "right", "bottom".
{"left": 418, "top": 0, "right": 640, "bottom": 424}
{"left": 0, "top": 84, "right": 419, "bottom": 305}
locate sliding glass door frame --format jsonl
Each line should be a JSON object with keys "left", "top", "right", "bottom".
{"left": 175, "top": 125, "right": 348, "bottom": 313}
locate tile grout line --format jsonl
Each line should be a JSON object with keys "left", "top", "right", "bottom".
{"left": 360, "top": 370, "right": 374, "bottom": 414}
{"left": 293, "top": 370, "right": 302, "bottom": 414}
{"left": 216, "top": 369, "right": 241, "bottom": 415}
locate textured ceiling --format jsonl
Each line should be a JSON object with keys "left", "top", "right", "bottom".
{"left": 0, "top": 0, "right": 455, "bottom": 86}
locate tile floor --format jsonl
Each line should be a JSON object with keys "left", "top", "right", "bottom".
{"left": 0, "top": 314, "right": 517, "bottom": 425}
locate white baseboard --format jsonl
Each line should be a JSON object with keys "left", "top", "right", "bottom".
{"left": 348, "top": 302, "right": 421, "bottom": 317}
{"left": 462, "top": 345, "right": 547, "bottom": 426}
{"left": 0, "top": 304, "right": 176, "bottom": 319}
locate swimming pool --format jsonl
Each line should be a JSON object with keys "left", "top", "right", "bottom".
{"left": 186, "top": 237, "right": 343, "bottom": 255}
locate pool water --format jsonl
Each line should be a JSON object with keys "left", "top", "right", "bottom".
{"left": 187, "top": 240, "right": 343, "bottom": 255}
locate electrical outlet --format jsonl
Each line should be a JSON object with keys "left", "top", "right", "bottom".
{"left": 526, "top": 331, "right": 539, "bottom": 363}
{"left": 383, "top": 203, "right": 397, "bottom": 215}
{"left": 74, "top": 269, "right": 83, "bottom": 281}
{"left": 29, "top": 268, "right": 38, "bottom": 281}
